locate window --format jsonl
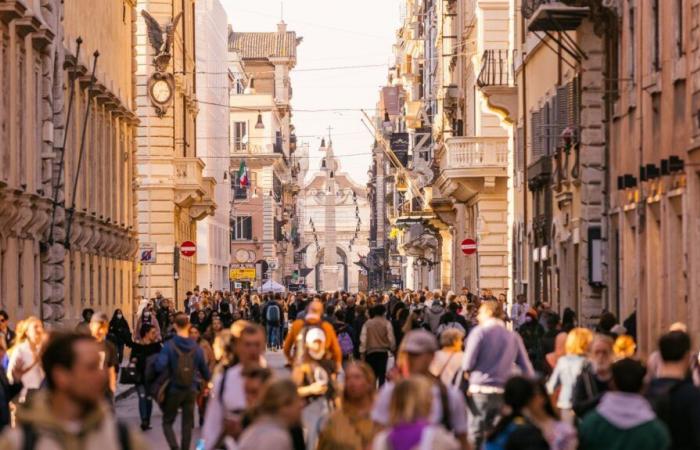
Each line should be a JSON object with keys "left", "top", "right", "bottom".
{"left": 233, "top": 121, "right": 247, "bottom": 151}
{"left": 231, "top": 173, "right": 247, "bottom": 199}
{"left": 651, "top": 0, "right": 660, "bottom": 70}
{"left": 628, "top": 0, "right": 635, "bottom": 80}
{"left": 231, "top": 216, "right": 253, "bottom": 240}
{"left": 675, "top": 0, "right": 684, "bottom": 57}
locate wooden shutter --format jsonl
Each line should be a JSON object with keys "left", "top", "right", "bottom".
{"left": 531, "top": 110, "right": 542, "bottom": 161}
{"left": 516, "top": 126, "right": 524, "bottom": 172}
{"left": 556, "top": 85, "right": 569, "bottom": 146}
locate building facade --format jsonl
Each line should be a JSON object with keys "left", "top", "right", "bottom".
{"left": 134, "top": 0, "right": 215, "bottom": 306}
{"left": 606, "top": 0, "right": 700, "bottom": 351}
{"left": 228, "top": 22, "right": 301, "bottom": 288}
{"left": 195, "top": 0, "right": 231, "bottom": 292}
{"left": 0, "top": 0, "right": 138, "bottom": 323}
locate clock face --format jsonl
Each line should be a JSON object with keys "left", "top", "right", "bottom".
{"left": 151, "top": 79, "right": 172, "bottom": 104}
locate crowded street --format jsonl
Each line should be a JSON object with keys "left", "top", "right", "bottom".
{"left": 1, "top": 0, "right": 700, "bottom": 449}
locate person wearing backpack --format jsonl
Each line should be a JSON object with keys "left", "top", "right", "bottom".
{"left": 263, "top": 295, "right": 283, "bottom": 351}
{"left": 154, "top": 313, "right": 211, "bottom": 450}
{"left": 647, "top": 331, "right": 700, "bottom": 450}
{"left": 0, "top": 332, "right": 147, "bottom": 450}
{"left": 283, "top": 300, "right": 342, "bottom": 371}
{"left": 333, "top": 310, "right": 355, "bottom": 362}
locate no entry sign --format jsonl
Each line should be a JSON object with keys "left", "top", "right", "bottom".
{"left": 180, "top": 241, "right": 196, "bottom": 257}
{"left": 461, "top": 238, "right": 478, "bottom": 255}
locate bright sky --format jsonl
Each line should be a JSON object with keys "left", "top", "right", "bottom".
{"left": 221, "top": 0, "right": 402, "bottom": 184}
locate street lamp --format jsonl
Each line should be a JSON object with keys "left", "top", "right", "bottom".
{"left": 382, "top": 110, "right": 393, "bottom": 136}
{"left": 255, "top": 111, "right": 264, "bottom": 129}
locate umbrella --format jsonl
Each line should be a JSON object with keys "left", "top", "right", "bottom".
{"left": 261, "top": 279, "right": 286, "bottom": 293}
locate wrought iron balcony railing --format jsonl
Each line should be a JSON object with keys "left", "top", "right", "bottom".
{"left": 477, "top": 49, "right": 515, "bottom": 88}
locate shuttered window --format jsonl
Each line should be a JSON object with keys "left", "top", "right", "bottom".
{"left": 555, "top": 85, "right": 570, "bottom": 147}
{"left": 516, "top": 126, "right": 524, "bottom": 173}
{"left": 531, "top": 110, "right": 543, "bottom": 161}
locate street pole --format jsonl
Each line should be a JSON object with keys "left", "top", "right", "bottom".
{"left": 64, "top": 51, "right": 100, "bottom": 248}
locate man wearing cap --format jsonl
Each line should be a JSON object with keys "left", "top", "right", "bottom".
{"left": 371, "top": 329, "right": 469, "bottom": 450}
{"left": 89, "top": 312, "right": 120, "bottom": 402}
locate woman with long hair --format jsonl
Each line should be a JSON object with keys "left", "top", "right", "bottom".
{"left": 546, "top": 327, "right": 593, "bottom": 423}
{"left": 129, "top": 323, "right": 162, "bottom": 430}
{"left": 237, "top": 378, "right": 305, "bottom": 450}
{"left": 7, "top": 317, "right": 45, "bottom": 403}
{"left": 372, "top": 376, "right": 459, "bottom": 450}
{"left": 317, "top": 362, "right": 380, "bottom": 450}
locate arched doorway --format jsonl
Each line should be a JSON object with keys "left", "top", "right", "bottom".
{"left": 314, "top": 247, "right": 349, "bottom": 292}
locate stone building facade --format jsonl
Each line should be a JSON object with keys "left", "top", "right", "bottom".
{"left": 607, "top": 0, "right": 700, "bottom": 351}
{"left": 228, "top": 22, "right": 301, "bottom": 287}
{"left": 0, "top": 0, "right": 138, "bottom": 323}
{"left": 135, "top": 0, "right": 215, "bottom": 306}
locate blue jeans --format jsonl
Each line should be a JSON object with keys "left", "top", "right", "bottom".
{"left": 267, "top": 324, "right": 280, "bottom": 348}
{"left": 136, "top": 384, "right": 153, "bottom": 424}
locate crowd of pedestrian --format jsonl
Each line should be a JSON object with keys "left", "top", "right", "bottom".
{"left": 0, "top": 286, "right": 694, "bottom": 450}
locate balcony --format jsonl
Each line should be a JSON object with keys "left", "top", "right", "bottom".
{"left": 477, "top": 49, "right": 518, "bottom": 123}
{"left": 174, "top": 158, "right": 216, "bottom": 219}
{"left": 521, "top": 0, "right": 590, "bottom": 32}
{"left": 435, "top": 136, "right": 508, "bottom": 202}
{"left": 230, "top": 142, "right": 287, "bottom": 168}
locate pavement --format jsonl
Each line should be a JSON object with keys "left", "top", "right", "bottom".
{"left": 115, "top": 349, "right": 288, "bottom": 449}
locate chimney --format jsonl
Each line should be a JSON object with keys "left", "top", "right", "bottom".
{"left": 277, "top": 20, "right": 287, "bottom": 33}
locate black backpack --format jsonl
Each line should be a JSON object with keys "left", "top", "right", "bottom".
{"left": 22, "top": 421, "right": 131, "bottom": 450}
{"left": 173, "top": 345, "right": 196, "bottom": 388}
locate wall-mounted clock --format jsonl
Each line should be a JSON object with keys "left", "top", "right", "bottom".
{"left": 147, "top": 73, "right": 174, "bottom": 117}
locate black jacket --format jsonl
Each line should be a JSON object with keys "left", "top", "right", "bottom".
{"left": 647, "top": 377, "right": 700, "bottom": 450}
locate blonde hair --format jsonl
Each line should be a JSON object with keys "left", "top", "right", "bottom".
{"left": 565, "top": 327, "right": 593, "bottom": 356}
{"left": 389, "top": 376, "right": 433, "bottom": 425}
{"left": 342, "top": 361, "right": 376, "bottom": 406}
{"left": 255, "top": 378, "right": 299, "bottom": 416}
{"left": 613, "top": 335, "right": 636, "bottom": 358}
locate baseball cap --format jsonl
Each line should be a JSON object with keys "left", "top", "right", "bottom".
{"left": 400, "top": 329, "right": 438, "bottom": 354}
{"left": 90, "top": 312, "right": 109, "bottom": 325}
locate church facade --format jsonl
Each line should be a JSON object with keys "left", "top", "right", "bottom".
{"left": 300, "top": 140, "right": 370, "bottom": 293}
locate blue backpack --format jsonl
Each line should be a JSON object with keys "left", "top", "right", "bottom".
{"left": 266, "top": 303, "right": 281, "bottom": 323}
{"left": 338, "top": 331, "right": 354, "bottom": 356}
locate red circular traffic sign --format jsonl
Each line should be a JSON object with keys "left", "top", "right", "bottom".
{"left": 461, "top": 238, "right": 478, "bottom": 255}
{"left": 180, "top": 241, "right": 196, "bottom": 257}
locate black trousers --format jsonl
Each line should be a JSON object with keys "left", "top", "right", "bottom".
{"left": 162, "top": 388, "right": 196, "bottom": 450}
{"left": 365, "top": 351, "right": 389, "bottom": 387}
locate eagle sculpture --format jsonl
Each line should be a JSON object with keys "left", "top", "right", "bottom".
{"left": 141, "top": 10, "right": 182, "bottom": 71}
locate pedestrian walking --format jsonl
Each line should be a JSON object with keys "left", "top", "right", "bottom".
{"left": 372, "top": 329, "right": 468, "bottom": 450}
{"left": 0, "top": 312, "right": 15, "bottom": 350}
{"left": 317, "top": 362, "right": 380, "bottom": 450}
{"left": 546, "top": 327, "right": 593, "bottom": 424}
{"left": 154, "top": 313, "right": 211, "bottom": 450}
{"left": 89, "top": 312, "right": 120, "bottom": 402}
{"left": 429, "top": 328, "right": 465, "bottom": 387}
{"left": 462, "top": 300, "right": 534, "bottom": 448}
{"left": 129, "top": 324, "right": 162, "bottom": 431}
{"left": 284, "top": 300, "right": 342, "bottom": 370}
{"left": 572, "top": 333, "right": 614, "bottom": 418}
{"left": 75, "top": 308, "right": 94, "bottom": 335}
{"left": 108, "top": 309, "right": 131, "bottom": 366}
{"left": 372, "top": 376, "right": 460, "bottom": 450}
{"left": 0, "top": 336, "right": 23, "bottom": 431}
{"left": 510, "top": 294, "right": 529, "bottom": 330}
{"left": 579, "top": 358, "right": 670, "bottom": 450}
{"left": 485, "top": 377, "right": 548, "bottom": 450}
{"left": 7, "top": 317, "right": 45, "bottom": 403}
{"left": 647, "top": 330, "right": 700, "bottom": 450}
{"left": 237, "top": 378, "right": 304, "bottom": 450}
{"left": 134, "top": 303, "right": 161, "bottom": 343}
{"left": 0, "top": 332, "right": 147, "bottom": 450}
{"left": 263, "top": 295, "right": 283, "bottom": 351}
{"left": 202, "top": 323, "right": 267, "bottom": 450}
{"left": 423, "top": 299, "right": 446, "bottom": 334}
{"left": 360, "top": 304, "right": 396, "bottom": 386}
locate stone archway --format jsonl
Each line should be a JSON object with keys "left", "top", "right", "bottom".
{"left": 314, "top": 247, "right": 349, "bottom": 292}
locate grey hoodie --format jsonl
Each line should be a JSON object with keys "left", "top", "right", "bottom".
{"left": 424, "top": 302, "right": 446, "bottom": 334}
{"left": 596, "top": 392, "right": 657, "bottom": 429}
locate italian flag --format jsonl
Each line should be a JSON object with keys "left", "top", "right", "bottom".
{"left": 238, "top": 160, "right": 249, "bottom": 188}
